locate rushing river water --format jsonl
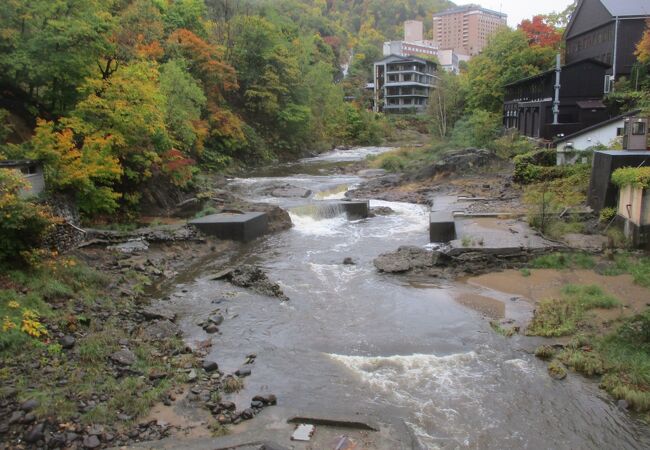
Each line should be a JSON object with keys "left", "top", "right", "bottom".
{"left": 164, "top": 147, "right": 650, "bottom": 449}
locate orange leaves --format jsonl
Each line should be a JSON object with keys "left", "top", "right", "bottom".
{"left": 518, "top": 16, "right": 562, "bottom": 50}
{"left": 167, "top": 29, "right": 238, "bottom": 101}
{"left": 636, "top": 20, "right": 650, "bottom": 64}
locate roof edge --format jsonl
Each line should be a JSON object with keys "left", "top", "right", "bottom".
{"left": 554, "top": 109, "right": 642, "bottom": 143}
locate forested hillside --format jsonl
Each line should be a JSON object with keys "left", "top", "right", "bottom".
{"left": 0, "top": 0, "right": 452, "bottom": 219}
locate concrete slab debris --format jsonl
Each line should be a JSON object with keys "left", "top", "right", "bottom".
{"left": 291, "top": 424, "right": 315, "bottom": 441}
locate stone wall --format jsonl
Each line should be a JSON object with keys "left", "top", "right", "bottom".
{"left": 42, "top": 195, "right": 86, "bottom": 253}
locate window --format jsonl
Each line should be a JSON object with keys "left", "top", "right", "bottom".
{"left": 20, "top": 165, "right": 38, "bottom": 175}
{"left": 632, "top": 122, "right": 646, "bottom": 136}
{"left": 616, "top": 127, "right": 624, "bottom": 136}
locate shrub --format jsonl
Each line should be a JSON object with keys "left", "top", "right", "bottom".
{"left": 450, "top": 110, "right": 501, "bottom": 149}
{"left": 599, "top": 207, "right": 617, "bottom": 223}
{"left": 489, "top": 132, "right": 538, "bottom": 159}
{"left": 611, "top": 167, "right": 650, "bottom": 188}
{"left": 0, "top": 170, "right": 54, "bottom": 266}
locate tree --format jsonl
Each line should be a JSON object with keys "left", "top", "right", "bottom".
{"left": 159, "top": 60, "right": 207, "bottom": 154}
{"left": 519, "top": 16, "right": 562, "bottom": 49}
{"left": 450, "top": 110, "right": 502, "bottom": 148}
{"left": 24, "top": 120, "right": 123, "bottom": 215}
{"left": 0, "top": 0, "right": 114, "bottom": 114}
{"left": 461, "top": 29, "right": 556, "bottom": 112}
{"left": 0, "top": 169, "right": 54, "bottom": 265}
{"left": 428, "top": 71, "right": 464, "bottom": 138}
{"left": 636, "top": 20, "right": 650, "bottom": 65}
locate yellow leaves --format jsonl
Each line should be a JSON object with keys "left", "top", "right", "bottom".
{"left": 636, "top": 20, "right": 650, "bottom": 64}
{"left": 2, "top": 317, "right": 16, "bottom": 332}
{"left": 7, "top": 301, "right": 19, "bottom": 309}
{"left": 20, "top": 309, "right": 47, "bottom": 338}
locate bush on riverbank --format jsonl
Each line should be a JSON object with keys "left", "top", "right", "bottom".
{"left": 526, "top": 284, "right": 619, "bottom": 337}
{"left": 0, "top": 170, "right": 55, "bottom": 267}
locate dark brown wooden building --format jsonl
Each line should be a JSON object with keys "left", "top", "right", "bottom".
{"left": 565, "top": 0, "right": 649, "bottom": 81}
{"left": 503, "top": 59, "right": 610, "bottom": 139}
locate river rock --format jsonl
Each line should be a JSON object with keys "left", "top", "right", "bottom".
{"left": 208, "top": 314, "right": 224, "bottom": 325}
{"left": 60, "top": 335, "right": 76, "bottom": 349}
{"left": 107, "top": 238, "right": 149, "bottom": 253}
{"left": 373, "top": 246, "right": 436, "bottom": 273}
{"left": 202, "top": 360, "right": 219, "bottom": 372}
{"left": 204, "top": 324, "right": 219, "bottom": 334}
{"left": 110, "top": 348, "right": 136, "bottom": 366}
{"left": 357, "top": 169, "right": 387, "bottom": 178}
{"left": 342, "top": 257, "right": 355, "bottom": 265}
{"left": 20, "top": 399, "right": 39, "bottom": 412}
{"left": 141, "top": 306, "right": 176, "bottom": 322}
{"left": 270, "top": 186, "right": 312, "bottom": 198}
{"left": 235, "top": 367, "right": 251, "bottom": 377}
{"left": 83, "top": 434, "right": 101, "bottom": 448}
{"left": 413, "top": 148, "right": 499, "bottom": 181}
{"left": 220, "top": 265, "right": 289, "bottom": 301}
{"left": 142, "top": 320, "right": 180, "bottom": 340}
{"left": 24, "top": 423, "right": 44, "bottom": 443}
{"left": 253, "top": 394, "right": 277, "bottom": 405}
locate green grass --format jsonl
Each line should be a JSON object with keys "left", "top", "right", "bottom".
{"left": 558, "top": 347, "right": 605, "bottom": 376}
{"left": 490, "top": 320, "right": 517, "bottom": 337}
{"left": 367, "top": 143, "right": 447, "bottom": 173}
{"left": 534, "top": 345, "right": 555, "bottom": 359}
{"left": 526, "top": 284, "right": 619, "bottom": 337}
{"left": 529, "top": 253, "right": 596, "bottom": 270}
{"left": 222, "top": 375, "right": 244, "bottom": 393}
{"left": 561, "top": 284, "right": 619, "bottom": 309}
{"left": 601, "top": 253, "right": 650, "bottom": 287}
{"left": 547, "top": 360, "right": 567, "bottom": 380}
{"left": 520, "top": 268, "right": 531, "bottom": 277}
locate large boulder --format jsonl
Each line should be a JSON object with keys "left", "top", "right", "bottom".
{"left": 374, "top": 246, "right": 439, "bottom": 273}
{"left": 413, "top": 148, "right": 499, "bottom": 180}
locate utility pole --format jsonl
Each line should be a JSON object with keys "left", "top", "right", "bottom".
{"left": 552, "top": 53, "right": 561, "bottom": 125}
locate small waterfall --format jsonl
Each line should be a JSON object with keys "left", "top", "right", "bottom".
{"left": 290, "top": 202, "right": 348, "bottom": 219}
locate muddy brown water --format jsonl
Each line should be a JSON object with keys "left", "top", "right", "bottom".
{"left": 151, "top": 147, "right": 650, "bottom": 449}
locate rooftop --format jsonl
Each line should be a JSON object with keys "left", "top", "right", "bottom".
{"left": 0, "top": 159, "right": 41, "bottom": 168}
{"left": 600, "top": 0, "right": 650, "bottom": 17}
{"left": 555, "top": 110, "right": 642, "bottom": 144}
{"left": 504, "top": 58, "right": 610, "bottom": 88}
{"left": 433, "top": 4, "right": 507, "bottom": 18}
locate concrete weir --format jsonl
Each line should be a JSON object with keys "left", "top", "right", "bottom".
{"left": 429, "top": 211, "right": 457, "bottom": 242}
{"left": 290, "top": 200, "right": 369, "bottom": 220}
{"left": 189, "top": 212, "right": 268, "bottom": 242}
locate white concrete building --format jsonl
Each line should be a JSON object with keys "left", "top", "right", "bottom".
{"left": 555, "top": 111, "right": 639, "bottom": 165}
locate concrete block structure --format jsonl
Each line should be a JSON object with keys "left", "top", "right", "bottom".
{"left": 616, "top": 185, "right": 650, "bottom": 247}
{"left": 189, "top": 212, "right": 269, "bottom": 242}
{"left": 373, "top": 55, "right": 437, "bottom": 114}
{"left": 429, "top": 211, "right": 457, "bottom": 242}
{"left": 587, "top": 150, "right": 650, "bottom": 213}
{"left": 432, "top": 4, "right": 507, "bottom": 56}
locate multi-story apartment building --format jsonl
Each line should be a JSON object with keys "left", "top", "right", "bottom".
{"left": 373, "top": 55, "right": 437, "bottom": 114}
{"left": 432, "top": 4, "right": 507, "bottom": 56}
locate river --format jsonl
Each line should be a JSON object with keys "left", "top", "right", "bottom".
{"left": 161, "top": 146, "right": 650, "bottom": 449}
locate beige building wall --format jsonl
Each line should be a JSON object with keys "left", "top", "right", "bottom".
{"left": 433, "top": 6, "right": 506, "bottom": 56}
{"left": 404, "top": 20, "right": 424, "bottom": 42}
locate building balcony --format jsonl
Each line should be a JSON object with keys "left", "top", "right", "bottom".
{"left": 384, "top": 81, "right": 435, "bottom": 88}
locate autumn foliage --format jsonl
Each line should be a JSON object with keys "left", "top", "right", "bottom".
{"left": 518, "top": 15, "right": 563, "bottom": 49}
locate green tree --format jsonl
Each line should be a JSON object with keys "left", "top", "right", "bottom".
{"left": 450, "top": 110, "right": 502, "bottom": 148}
{"left": 462, "top": 29, "right": 555, "bottom": 112}
{"left": 428, "top": 71, "right": 464, "bottom": 138}
{"left": 0, "top": 0, "right": 114, "bottom": 114}
{"left": 159, "top": 60, "right": 207, "bottom": 154}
